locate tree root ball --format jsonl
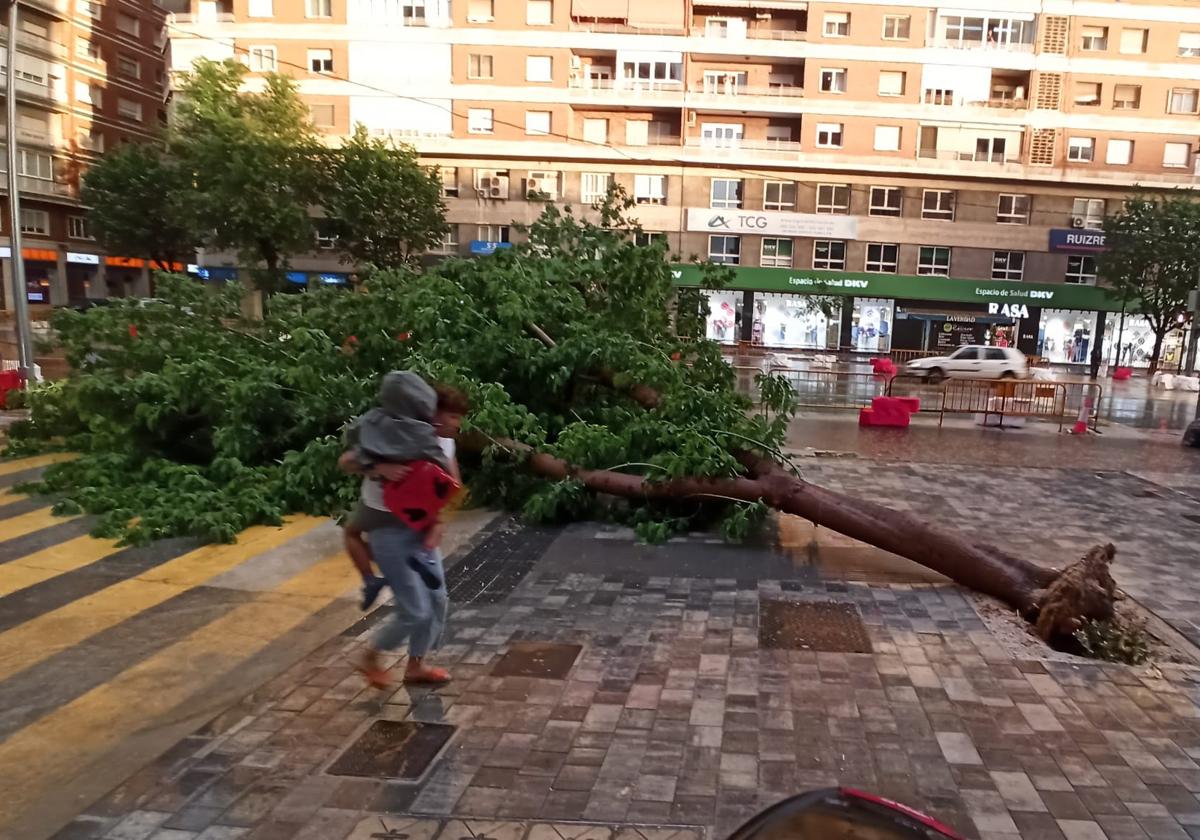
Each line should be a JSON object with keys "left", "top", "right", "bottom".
{"left": 1031, "top": 543, "right": 1118, "bottom": 642}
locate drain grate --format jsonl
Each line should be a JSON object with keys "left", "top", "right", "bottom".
{"left": 491, "top": 641, "right": 582, "bottom": 679}
{"left": 327, "top": 721, "right": 455, "bottom": 780}
{"left": 759, "top": 599, "right": 872, "bottom": 653}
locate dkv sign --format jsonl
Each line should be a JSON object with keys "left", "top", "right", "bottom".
{"left": 686, "top": 208, "right": 857, "bottom": 240}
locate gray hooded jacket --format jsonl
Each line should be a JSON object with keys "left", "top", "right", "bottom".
{"left": 345, "top": 371, "right": 450, "bottom": 472}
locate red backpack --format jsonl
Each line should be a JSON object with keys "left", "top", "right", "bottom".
{"left": 381, "top": 461, "right": 462, "bottom": 532}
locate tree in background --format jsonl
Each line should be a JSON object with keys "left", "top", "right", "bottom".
{"left": 171, "top": 59, "right": 324, "bottom": 289}
{"left": 1101, "top": 194, "right": 1200, "bottom": 373}
{"left": 80, "top": 143, "right": 203, "bottom": 272}
{"left": 321, "top": 125, "right": 449, "bottom": 268}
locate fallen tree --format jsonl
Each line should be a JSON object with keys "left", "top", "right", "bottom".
{"left": 7, "top": 194, "right": 1115, "bottom": 642}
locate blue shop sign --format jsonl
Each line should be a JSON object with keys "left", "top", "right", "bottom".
{"left": 470, "top": 240, "right": 513, "bottom": 256}
{"left": 316, "top": 272, "right": 348, "bottom": 285}
{"left": 286, "top": 271, "right": 308, "bottom": 285}
{"left": 1048, "top": 229, "right": 1107, "bottom": 254}
{"left": 194, "top": 266, "right": 240, "bottom": 281}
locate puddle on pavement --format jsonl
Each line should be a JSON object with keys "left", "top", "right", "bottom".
{"left": 778, "top": 515, "right": 950, "bottom": 585}
{"left": 327, "top": 721, "right": 455, "bottom": 780}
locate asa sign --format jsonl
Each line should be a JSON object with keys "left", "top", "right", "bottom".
{"left": 987, "top": 302, "right": 1030, "bottom": 319}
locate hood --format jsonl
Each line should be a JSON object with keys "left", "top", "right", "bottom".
{"left": 379, "top": 370, "right": 437, "bottom": 423}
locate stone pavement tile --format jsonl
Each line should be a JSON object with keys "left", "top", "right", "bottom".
{"left": 161, "top": 805, "right": 224, "bottom": 833}
{"left": 1094, "top": 815, "right": 1151, "bottom": 839}
{"left": 1010, "top": 812, "right": 1066, "bottom": 840}
{"left": 104, "top": 810, "right": 172, "bottom": 839}
{"left": 1056, "top": 820, "right": 1108, "bottom": 840}
{"left": 990, "top": 771, "right": 1049, "bottom": 813}
{"left": 1136, "top": 817, "right": 1190, "bottom": 838}
{"left": 194, "top": 829, "right": 250, "bottom": 840}
{"left": 147, "top": 831, "right": 199, "bottom": 840}
{"left": 345, "top": 816, "right": 440, "bottom": 840}
{"left": 1040, "top": 791, "right": 1094, "bottom": 822}
{"left": 961, "top": 789, "right": 1019, "bottom": 835}
{"left": 936, "top": 731, "right": 983, "bottom": 765}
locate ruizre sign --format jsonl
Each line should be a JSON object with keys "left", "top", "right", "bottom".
{"left": 686, "top": 208, "right": 858, "bottom": 240}
{"left": 1048, "top": 229, "right": 1108, "bottom": 253}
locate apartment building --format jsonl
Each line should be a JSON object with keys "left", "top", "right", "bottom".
{"left": 0, "top": 0, "right": 168, "bottom": 307}
{"left": 167, "top": 0, "right": 1200, "bottom": 367}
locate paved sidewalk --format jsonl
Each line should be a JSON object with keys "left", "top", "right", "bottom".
{"left": 50, "top": 510, "right": 1200, "bottom": 840}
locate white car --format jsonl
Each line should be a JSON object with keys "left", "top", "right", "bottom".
{"left": 906, "top": 345, "right": 1029, "bottom": 382}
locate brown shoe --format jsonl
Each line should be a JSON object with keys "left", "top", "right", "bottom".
{"left": 357, "top": 649, "right": 391, "bottom": 690}
{"left": 403, "top": 657, "right": 451, "bottom": 685}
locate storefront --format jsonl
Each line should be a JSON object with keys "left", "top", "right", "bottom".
{"left": 753, "top": 292, "right": 840, "bottom": 350}
{"left": 703, "top": 290, "right": 741, "bottom": 344}
{"left": 1101, "top": 314, "right": 1189, "bottom": 369}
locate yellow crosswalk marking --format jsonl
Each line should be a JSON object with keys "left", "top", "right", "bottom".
{"left": 0, "top": 453, "right": 76, "bottom": 476}
{"left": 0, "top": 551, "right": 353, "bottom": 827}
{"left": 0, "top": 506, "right": 78, "bottom": 542}
{"left": 0, "top": 517, "right": 327, "bottom": 682}
{"left": 0, "top": 536, "right": 122, "bottom": 598}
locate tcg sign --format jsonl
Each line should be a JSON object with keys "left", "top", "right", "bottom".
{"left": 686, "top": 208, "right": 857, "bottom": 240}
{"left": 1048, "top": 229, "right": 1108, "bottom": 253}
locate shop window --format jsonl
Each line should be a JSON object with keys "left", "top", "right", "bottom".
{"left": 997, "top": 194, "right": 1030, "bottom": 224}
{"left": 819, "top": 68, "right": 847, "bottom": 94}
{"left": 991, "top": 251, "right": 1024, "bottom": 281}
{"left": 1080, "top": 25, "right": 1107, "bottom": 51}
{"left": 634, "top": 174, "right": 666, "bottom": 205}
{"left": 823, "top": 11, "right": 849, "bottom": 37}
{"left": 1071, "top": 198, "right": 1105, "bottom": 229}
{"left": 868, "top": 186, "right": 901, "bottom": 217}
{"left": 882, "top": 15, "right": 910, "bottom": 40}
{"left": 761, "top": 238, "right": 793, "bottom": 268}
{"left": 467, "top": 54, "right": 493, "bottom": 79}
{"left": 68, "top": 216, "right": 92, "bottom": 239}
{"left": 1066, "top": 255, "right": 1098, "bottom": 285}
{"left": 1169, "top": 88, "right": 1199, "bottom": 115}
{"left": 865, "top": 243, "right": 898, "bottom": 273}
{"left": 247, "top": 46, "right": 277, "bottom": 72}
{"left": 467, "top": 108, "right": 493, "bottom": 133}
{"left": 816, "top": 184, "right": 849, "bottom": 214}
{"left": 917, "top": 246, "right": 950, "bottom": 276}
{"left": 812, "top": 240, "right": 846, "bottom": 270}
{"left": 581, "top": 172, "right": 612, "bottom": 204}
{"left": 710, "top": 178, "right": 742, "bottom": 209}
{"left": 1164, "top": 142, "right": 1191, "bottom": 169}
{"left": 852, "top": 299, "right": 891, "bottom": 352}
{"left": 763, "top": 181, "right": 795, "bottom": 211}
{"left": 1042, "top": 310, "right": 1097, "bottom": 364}
{"left": 1067, "top": 137, "right": 1095, "bottom": 162}
{"left": 526, "top": 56, "right": 552, "bottom": 82}
{"left": 20, "top": 208, "right": 49, "bottom": 235}
{"left": 921, "top": 190, "right": 955, "bottom": 221}
{"left": 1120, "top": 28, "right": 1148, "bottom": 54}
{"left": 705, "top": 291, "right": 741, "bottom": 343}
{"left": 815, "top": 123, "right": 843, "bottom": 148}
{"left": 708, "top": 235, "right": 740, "bottom": 265}
{"left": 441, "top": 167, "right": 458, "bottom": 197}
{"left": 757, "top": 293, "right": 840, "bottom": 350}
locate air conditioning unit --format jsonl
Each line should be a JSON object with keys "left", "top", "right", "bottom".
{"left": 475, "top": 172, "right": 510, "bottom": 198}
{"left": 1070, "top": 215, "right": 1087, "bottom": 229}
{"left": 489, "top": 179, "right": 509, "bottom": 198}
{"left": 755, "top": 11, "right": 771, "bottom": 19}
{"left": 526, "top": 173, "right": 559, "bottom": 200}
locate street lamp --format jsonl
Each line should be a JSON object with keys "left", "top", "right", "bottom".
{"left": 4, "top": 0, "right": 34, "bottom": 381}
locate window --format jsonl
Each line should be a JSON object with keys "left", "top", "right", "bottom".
{"left": 873, "top": 126, "right": 901, "bottom": 152}
{"left": 922, "top": 190, "right": 955, "bottom": 221}
{"left": 816, "top": 184, "right": 849, "bottom": 214}
{"left": 308, "top": 49, "right": 333, "bottom": 73}
{"left": 1106, "top": 139, "right": 1133, "bottom": 166}
{"left": 1164, "top": 142, "right": 1191, "bottom": 169}
{"left": 1066, "top": 255, "right": 1098, "bottom": 285}
{"left": 923, "top": 89, "right": 953, "bottom": 106}
{"left": 868, "top": 186, "right": 901, "bottom": 217}
{"left": 76, "top": 38, "right": 99, "bottom": 60}
{"left": 68, "top": 216, "right": 92, "bottom": 240}
{"left": 708, "top": 235, "right": 740, "bottom": 265}
{"left": 20, "top": 209, "right": 48, "bottom": 235}
{"left": 116, "top": 11, "right": 139, "bottom": 35}
{"left": 823, "top": 11, "right": 849, "bottom": 37}
{"left": 309, "top": 103, "right": 334, "bottom": 126}
{"left": 477, "top": 224, "right": 511, "bottom": 244}
{"left": 467, "top": 0, "right": 493, "bottom": 20}
{"left": 467, "top": 108, "right": 493, "bottom": 133}
{"left": 526, "top": 0, "right": 551, "bottom": 25}
{"left": 997, "top": 194, "right": 1030, "bottom": 224}
{"left": 117, "top": 55, "right": 140, "bottom": 79}
{"left": 582, "top": 118, "right": 608, "bottom": 144}
{"left": 467, "top": 54, "right": 493, "bottom": 79}
{"left": 1169, "top": 88, "right": 1199, "bottom": 115}
{"left": 701, "top": 123, "right": 743, "bottom": 148}
{"left": 763, "top": 181, "right": 795, "bottom": 211}
{"left": 248, "top": 0, "right": 273, "bottom": 15}
{"left": 917, "top": 246, "right": 950, "bottom": 276}
{"left": 1113, "top": 84, "right": 1141, "bottom": 110}
{"left": 878, "top": 71, "right": 905, "bottom": 97}
{"left": 581, "top": 172, "right": 611, "bottom": 203}
{"left": 813, "top": 240, "right": 846, "bottom": 270}
{"left": 634, "top": 174, "right": 666, "bottom": 205}
{"left": 1071, "top": 198, "right": 1105, "bottom": 229}
{"left": 991, "top": 251, "right": 1024, "bottom": 281}
{"left": 18, "top": 150, "right": 52, "bottom": 179}
{"left": 710, "top": 179, "right": 742, "bottom": 209}
{"left": 761, "top": 238, "right": 793, "bottom": 268}
{"left": 403, "top": 0, "right": 425, "bottom": 23}
{"left": 1067, "top": 137, "right": 1095, "bottom": 162}
{"left": 1080, "top": 25, "right": 1107, "bottom": 51}
{"left": 78, "top": 0, "right": 102, "bottom": 18}
{"left": 314, "top": 219, "right": 337, "bottom": 249}
{"left": 441, "top": 167, "right": 458, "bottom": 197}
{"left": 949, "top": 347, "right": 978, "bottom": 360}
{"left": 625, "top": 120, "right": 649, "bottom": 146}
{"left": 117, "top": 98, "right": 143, "bottom": 121}
{"left": 1180, "top": 32, "right": 1200, "bottom": 57}
{"left": 815, "top": 123, "right": 843, "bottom": 148}
{"left": 247, "top": 46, "right": 277, "bottom": 72}
{"left": 306, "top": 0, "right": 332, "bottom": 16}
{"left": 524, "top": 110, "right": 551, "bottom": 135}
{"left": 526, "top": 55, "right": 552, "bottom": 82}
{"left": 438, "top": 225, "right": 459, "bottom": 253}
{"left": 635, "top": 232, "right": 666, "bottom": 248}
{"left": 882, "top": 15, "right": 910, "bottom": 39}
{"left": 75, "top": 81, "right": 100, "bottom": 106}
{"left": 865, "top": 243, "right": 898, "bottom": 273}
{"left": 819, "top": 68, "right": 847, "bottom": 93}
{"left": 705, "top": 18, "right": 729, "bottom": 37}
{"left": 1119, "top": 28, "right": 1148, "bottom": 54}
{"left": 1074, "top": 82, "right": 1101, "bottom": 107}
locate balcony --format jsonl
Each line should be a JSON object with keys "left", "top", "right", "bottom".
{"left": 23, "top": 0, "right": 68, "bottom": 17}
{"left": 928, "top": 37, "right": 1034, "bottom": 53}
{"left": 166, "top": 11, "right": 235, "bottom": 23}
{"left": 568, "top": 20, "right": 685, "bottom": 35}
{"left": 567, "top": 78, "right": 804, "bottom": 106}
{"left": 689, "top": 84, "right": 804, "bottom": 103}
{"left": 0, "top": 75, "right": 57, "bottom": 104}
{"left": 18, "top": 174, "right": 70, "bottom": 197}
{"left": 0, "top": 28, "right": 68, "bottom": 59}
{"left": 917, "top": 149, "right": 1021, "bottom": 165}
{"left": 0, "top": 124, "right": 55, "bottom": 145}
{"left": 746, "top": 28, "right": 807, "bottom": 41}
{"left": 684, "top": 137, "right": 803, "bottom": 153}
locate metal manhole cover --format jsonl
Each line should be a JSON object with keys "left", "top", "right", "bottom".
{"left": 327, "top": 721, "right": 455, "bottom": 780}
{"left": 490, "top": 641, "right": 582, "bottom": 679}
{"left": 759, "top": 599, "right": 872, "bottom": 653}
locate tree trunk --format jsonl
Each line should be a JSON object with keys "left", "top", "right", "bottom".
{"left": 1148, "top": 328, "right": 1167, "bottom": 376}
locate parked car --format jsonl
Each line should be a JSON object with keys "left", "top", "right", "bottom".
{"left": 1185, "top": 419, "right": 1200, "bottom": 447}
{"left": 906, "top": 345, "right": 1028, "bottom": 382}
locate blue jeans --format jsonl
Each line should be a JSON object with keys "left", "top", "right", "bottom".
{"left": 368, "top": 525, "right": 447, "bottom": 657}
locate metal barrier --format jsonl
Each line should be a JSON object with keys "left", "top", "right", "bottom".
{"left": 767, "top": 366, "right": 889, "bottom": 409}
{"left": 887, "top": 375, "right": 1103, "bottom": 431}
{"left": 886, "top": 349, "right": 940, "bottom": 365}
